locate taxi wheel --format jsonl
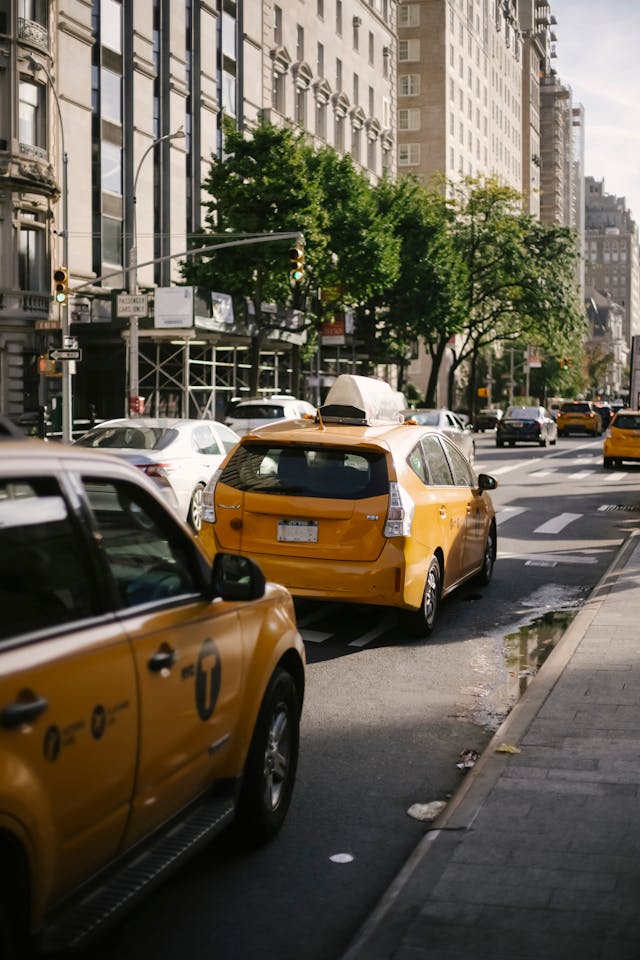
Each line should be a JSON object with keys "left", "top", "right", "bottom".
{"left": 476, "top": 522, "right": 496, "bottom": 586}
{"left": 236, "top": 668, "right": 300, "bottom": 845}
{"left": 406, "top": 557, "right": 441, "bottom": 637}
{"left": 603, "top": 458, "right": 614, "bottom": 469}
{"left": 188, "top": 484, "right": 205, "bottom": 532}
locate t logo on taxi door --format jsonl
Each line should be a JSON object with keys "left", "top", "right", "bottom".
{"left": 195, "top": 638, "right": 221, "bottom": 721}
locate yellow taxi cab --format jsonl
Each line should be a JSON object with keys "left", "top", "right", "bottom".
{"left": 200, "top": 375, "right": 498, "bottom": 636}
{"left": 603, "top": 409, "right": 640, "bottom": 468}
{"left": 556, "top": 400, "right": 603, "bottom": 436}
{"left": 0, "top": 439, "right": 305, "bottom": 957}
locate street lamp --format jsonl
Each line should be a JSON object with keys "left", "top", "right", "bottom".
{"left": 29, "top": 55, "right": 72, "bottom": 443}
{"left": 127, "top": 126, "right": 185, "bottom": 415}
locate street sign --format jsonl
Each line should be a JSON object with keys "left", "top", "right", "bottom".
{"left": 116, "top": 293, "right": 148, "bottom": 317}
{"left": 49, "top": 348, "right": 82, "bottom": 362}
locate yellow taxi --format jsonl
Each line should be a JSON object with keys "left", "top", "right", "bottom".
{"left": 603, "top": 409, "right": 640, "bottom": 468}
{"left": 556, "top": 400, "right": 603, "bottom": 436}
{"left": 200, "top": 375, "right": 498, "bottom": 636}
{"left": 0, "top": 439, "right": 304, "bottom": 956}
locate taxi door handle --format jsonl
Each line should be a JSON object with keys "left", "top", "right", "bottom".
{"left": 439, "top": 507, "right": 447, "bottom": 518}
{"left": 0, "top": 696, "right": 48, "bottom": 729}
{"left": 148, "top": 646, "right": 177, "bottom": 673}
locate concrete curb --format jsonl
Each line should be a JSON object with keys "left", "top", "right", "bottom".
{"left": 340, "top": 529, "right": 640, "bottom": 960}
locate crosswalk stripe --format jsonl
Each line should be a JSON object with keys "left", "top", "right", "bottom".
{"left": 348, "top": 612, "right": 397, "bottom": 648}
{"left": 534, "top": 512, "right": 582, "bottom": 534}
{"left": 496, "top": 506, "right": 527, "bottom": 525}
{"left": 604, "top": 472, "right": 626, "bottom": 481}
{"left": 301, "top": 629, "right": 334, "bottom": 644}
{"left": 567, "top": 470, "right": 593, "bottom": 479}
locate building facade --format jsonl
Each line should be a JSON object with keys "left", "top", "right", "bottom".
{"left": 0, "top": 0, "right": 397, "bottom": 431}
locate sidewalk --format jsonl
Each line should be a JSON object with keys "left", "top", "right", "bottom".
{"left": 342, "top": 531, "right": 640, "bottom": 960}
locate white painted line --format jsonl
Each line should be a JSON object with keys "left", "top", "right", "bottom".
{"left": 604, "top": 472, "right": 626, "bottom": 482}
{"left": 525, "top": 559, "right": 558, "bottom": 567}
{"left": 567, "top": 470, "right": 593, "bottom": 480}
{"left": 533, "top": 512, "right": 582, "bottom": 534}
{"left": 301, "top": 629, "right": 334, "bottom": 644}
{"left": 530, "top": 470, "right": 554, "bottom": 478}
{"left": 499, "top": 550, "right": 597, "bottom": 566}
{"left": 348, "top": 612, "right": 396, "bottom": 648}
{"left": 496, "top": 506, "right": 527, "bottom": 526}
{"left": 297, "top": 603, "right": 340, "bottom": 627}
{"left": 487, "top": 461, "right": 528, "bottom": 476}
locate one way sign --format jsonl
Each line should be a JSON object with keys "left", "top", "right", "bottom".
{"left": 49, "top": 347, "right": 82, "bottom": 362}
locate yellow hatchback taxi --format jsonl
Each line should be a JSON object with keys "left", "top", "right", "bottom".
{"left": 0, "top": 439, "right": 305, "bottom": 957}
{"left": 200, "top": 375, "right": 498, "bottom": 636}
{"left": 603, "top": 409, "right": 640, "bottom": 468}
{"left": 556, "top": 400, "right": 603, "bottom": 437}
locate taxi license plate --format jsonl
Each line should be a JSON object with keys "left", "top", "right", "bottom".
{"left": 278, "top": 520, "right": 318, "bottom": 542}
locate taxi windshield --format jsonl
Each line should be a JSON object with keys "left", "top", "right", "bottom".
{"left": 613, "top": 414, "right": 640, "bottom": 430}
{"left": 219, "top": 444, "right": 388, "bottom": 499}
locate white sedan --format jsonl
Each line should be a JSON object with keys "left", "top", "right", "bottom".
{"left": 403, "top": 408, "right": 476, "bottom": 464}
{"left": 74, "top": 418, "right": 240, "bottom": 532}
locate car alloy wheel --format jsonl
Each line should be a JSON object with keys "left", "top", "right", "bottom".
{"left": 476, "top": 522, "right": 496, "bottom": 586}
{"left": 188, "top": 484, "right": 205, "bottom": 532}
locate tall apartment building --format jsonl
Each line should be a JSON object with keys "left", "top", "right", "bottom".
{"left": 0, "top": 0, "right": 396, "bottom": 427}
{"left": 518, "top": 0, "right": 556, "bottom": 217}
{"left": 584, "top": 176, "right": 640, "bottom": 347}
{"left": 396, "top": 0, "right": 523, "bottom": 191}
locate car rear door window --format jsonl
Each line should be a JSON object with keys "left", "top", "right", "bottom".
{"left": 192, "top": 424, "right": 221, "bottom": 455}
{"left": 443, "top": 440, "right": 476, "bottom": 486}
{"left": 420, "top": 435, "right": 454, "bottom": 485}
{"left": 0, "top": 477, "right": 96, "bottom": 641}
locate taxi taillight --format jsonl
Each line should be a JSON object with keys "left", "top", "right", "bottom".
{"left": 383, "top": 482, "right": 414, "bottom": 538}
{"left": 202, "top": 468, "right": 222, "bottom": 523}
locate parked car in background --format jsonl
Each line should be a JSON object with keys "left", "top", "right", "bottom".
{"left": 473, "top": 408, "right": 504, "bottom": 432}
{"left": 202, "top": 375, "right": 498, "bottom": 637}
{"left": 556, "top": 401, "right": 603, "bottom": 437}
{"left": 225, "top": 395, "right": 316, "bottom": 437}
{"left": 74, "top": 417, "right": 240, "bottom": 532}
{"left": 403, "top": 407, "right": 475, "bottom": 463}
{"left": 0, "top": 440, "right": 305, "bottom": 956}
{"left": 603, "top": 409, "right": 640, "bottom": 468}
{"left": 496, "top": 405, "right": 558, "bottom": 447}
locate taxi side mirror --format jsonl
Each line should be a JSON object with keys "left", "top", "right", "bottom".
{"left": 212, "top": 552, "right": 266, "bottom": 601}
{"left": 477, "top": 473, "right": 498, "bottom": 491}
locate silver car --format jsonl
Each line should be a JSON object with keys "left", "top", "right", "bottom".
{"left": 403, "top": 408, "right": 475, "bottom": 463}
{"left": 74, "top": 417, "right": 240, "bottom": 531}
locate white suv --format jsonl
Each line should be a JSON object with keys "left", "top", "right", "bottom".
{"left": 225, "top": 395, "right": 316, "bottom": 437}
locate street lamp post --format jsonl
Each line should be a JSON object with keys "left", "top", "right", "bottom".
{"left": 29, "top": 56, "right": 72, "bottom": 443}
{"left": 127, "top": 127, "right": 184, "bottom": 415}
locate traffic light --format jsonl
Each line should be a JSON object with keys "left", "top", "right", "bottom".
{"left": 53, "top": 266, "right": 68, "bottom": 304}
{"left": 288, "top": 244, "right": 305, "bottom": 284}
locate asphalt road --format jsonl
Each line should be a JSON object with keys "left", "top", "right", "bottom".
{"left": 86, "top": 433, "right": 640, "bottom": 960}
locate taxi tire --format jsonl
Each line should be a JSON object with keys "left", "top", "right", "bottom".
{"left": 603, "top": 457, "right": 614, "bottom": 469}
{"left": 236, "top": 668, "right": 300, "bottom": 846}
{"left": 476, "top": 522, "right": 496, "bottom": 586}
{"left": 405, "top": 557, "right": 441, "bottom": 637}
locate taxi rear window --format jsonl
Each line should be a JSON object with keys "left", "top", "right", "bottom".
{"left": 560, "top": 403, "right": 589, "bottom": 413}
{"left": 230, "top": 404, "right": 285, "bottom": 420}
{"left": 613, "top": 414, "right": 640, "bottom": 430}
{"left": 219, "top": 444, "right": 388, "bottom": 499}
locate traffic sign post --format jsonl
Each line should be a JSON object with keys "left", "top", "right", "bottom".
{"left": 49, "top": 348, "right": 82, "bottom": 362}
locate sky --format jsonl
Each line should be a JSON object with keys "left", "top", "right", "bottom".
{"left": 551, "top": 0, "right": 640, "bottom": 222}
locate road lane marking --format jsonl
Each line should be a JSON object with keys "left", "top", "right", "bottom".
{"left": 348, "top": 612, "right": 396, "bottom": 648}
{"left": 301, "top": 629, "right": 334, "bottom": 644}
{"left": 533, "top": 512, "right": 582, "bottom": 534}
{"left": 499, "top": 550, "right": 597, "bottom": 565}
{"left": 496, "top": 506, "right": 527, "bottom": 526}
{"left": 530, "top": 470, "right": 555, "bottom": 478}
{"left": 567, "top": 470, "right": 594, "bottom": 479}
{"left": 603, "top": 473, "right": 626, "bottom": 482}
{"left": 487, "top": 461, "right": 528, "bottom": 476}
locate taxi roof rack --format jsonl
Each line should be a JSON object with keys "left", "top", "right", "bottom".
{"left": 316, "top": 375, "right": 406, "bottom": 426}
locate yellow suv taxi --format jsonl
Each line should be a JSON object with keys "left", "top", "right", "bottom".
{"left": 200, "top": 375, "right": 498, "bottom": 636}
{"left": 556, "top": 400, "right": 603, "bottom": 436}
{"left": 0, "top": 439, "right": 305, "bottom": 957}
{"left": 603, "top": 409, "right": 640, "bottom": 468}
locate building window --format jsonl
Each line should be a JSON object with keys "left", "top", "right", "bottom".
{"left": 336, "top": 58, "right": 342, "bottom": 92}
{"left": 222, "top": 68, "right": 236, "bottom": 116}
{"left": 273, "top": 71, "right": 285, "bottom": 113}
{"left": 18, "top": 212, "right": 46, "bottom": 293}
{"left": 296, "top": 25, "right": 304, "bottom": 61}
{"left": 100, "top": 0, "right": 122, "bottom": 54}
{"left": 352, "top": 126, "right": 361, "bottom": 163}
{"left": 101, "top": 67, "right": 121, "bottom": 125}
{"left": 368, "top": 31, "right": 374, "bottom": 65}
{"left": 335, "top": 113, "right": 344, "bottom": 151}
{"left": 295, "top": 87, "right": 306, "bottom": 127}
{"left": 274, "top": 4, "right": 282, "bottom": 44}
{"left": 398, "top": 143, "right": 420, "bottom": 166}
{"left": 367, "top": 137, "right": 376, "bottom": 172}
{"left": 399, "top": 39, "right": 419, "bottom": 61}
{"left": 353, "top": 73, "right": 359, "bottom": 105}
{"left": 19, "top": 79, "right": 46, "bottom": 153}
{"left": 317, "top": 0, "right": 324, "bottom": 18}
{"left": 400, "top": 74, "right": 420, "bottom": 96}
{"left": 336, "top": 0, "right": 342, "bottom": 35}
{"left": 102, "top": 215, "right": 122, "bottom": 265}
{"left": 368, "top": 85, "right": 374, "bottom": 115}
{"left": 316, "top": 99, "right": 327, "bottom": 139}
{"left": 101, "top": 141, "right": 122, "bottom": 195}
{"left": 399, "top": 108, "right": 420, "bottom": 131}
{"left": 317, "top": 42, "right": 324, "bottom": 77}
{"left": 398, "top": 4, "right": 419, "bottom": 26}
{"left": 353, "top": 17, "right": 359, "bottom": 51}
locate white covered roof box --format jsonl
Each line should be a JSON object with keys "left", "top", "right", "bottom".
{"left": 318, "top": 375, "right": 406, "bottom": 425}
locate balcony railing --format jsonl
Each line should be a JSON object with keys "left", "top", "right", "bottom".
{"left": 18, "top": 17, "right": 49, "bottom": 50}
